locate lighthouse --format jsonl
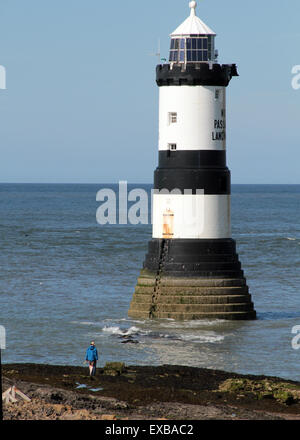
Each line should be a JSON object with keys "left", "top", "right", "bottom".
{"left": 128, "top": 1, "right": 256, "bottom": 320}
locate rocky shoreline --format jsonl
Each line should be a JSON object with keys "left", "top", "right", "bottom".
{"left": 2, "top": 363, "right": 300, "bottom": 420}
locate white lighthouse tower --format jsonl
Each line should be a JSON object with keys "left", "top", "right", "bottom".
{"left": 129, "top": 1, "right": 256, "bottom": 320}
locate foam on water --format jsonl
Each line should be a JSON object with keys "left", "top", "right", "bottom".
{"left": 99, "top": 323, "right": 225, "bottom": 345}
{"left": 102, "top": 325, "right": 142, "bottom": 336}
{"left": 157, "top": 319, "right": 226, "bottom": 328}
{"left": 178, "top": 333, "right": 225, "bottom": 343}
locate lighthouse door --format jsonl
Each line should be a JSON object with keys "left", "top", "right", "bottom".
{"left": 163, "top": 208, "right": 174, "bottom": 239}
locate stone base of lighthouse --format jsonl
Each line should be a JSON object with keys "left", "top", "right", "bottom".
{"left": 128, "top": 239, "right": 256, "bottom": 320}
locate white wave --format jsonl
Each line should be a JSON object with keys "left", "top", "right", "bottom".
{"left": 101, "top": 324, "right": 224, "bottom": 344}
{"left": 102, "top": 325, "right": 141, "bottom": 336}
{"left": 150, "top": 330, "right": 225, "bottom": 344}
{"left": 158, "top": 319, "right": 226, "bottom": 329}
{"left": 70, "top": 321, "right": 95, "bottom": 326}
{"left": 158, "top": 331, "right": 225, "bottom": 343}
{"left": 286, "top": 237, "right": 296, "bottom": 241}
{"left": 180, "top": 333, "right": 225, "bottom": 343}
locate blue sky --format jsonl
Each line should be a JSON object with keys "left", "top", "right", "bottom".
{"left": 0, "top": 0, "right": 299, "bottom": 184}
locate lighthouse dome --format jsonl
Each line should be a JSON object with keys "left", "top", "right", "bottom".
{"left": 171, "top": 1, "right": 216, "bottom": 37}
{"left": 169, "top": 1, "right": 217, "bottom": 64}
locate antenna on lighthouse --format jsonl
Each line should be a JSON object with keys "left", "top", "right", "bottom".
{"left": 149, "top": 38, "right": 163, "bottom": 64}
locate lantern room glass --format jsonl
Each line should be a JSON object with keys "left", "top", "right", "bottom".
{"left": 169, "top": 36, "right": 215, "bottom": 64}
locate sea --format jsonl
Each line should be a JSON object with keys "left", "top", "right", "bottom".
{"left": 0, "top": 183, "right": 300, "bottom": 382}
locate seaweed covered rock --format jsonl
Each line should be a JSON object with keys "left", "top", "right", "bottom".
{"left": 103, "top": 362, "right": 126, "bottom": 376}
{"left": 218, "top": 378, "right": 300, "bottom": 405}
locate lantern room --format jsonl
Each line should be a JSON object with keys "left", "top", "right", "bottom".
{"left": 169, "top": 1, "right": 217, "bottom": 65}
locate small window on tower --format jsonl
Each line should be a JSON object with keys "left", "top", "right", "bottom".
{"left": 169, "top": 112, "right": 177, "bottom": 124}
{"left": 168, "top": 143, "right": 177, "bottom": 151}
{"left": 215, "top": 89, "right": 220, "bottom": 100}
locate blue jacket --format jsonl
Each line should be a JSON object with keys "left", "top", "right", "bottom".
{"left": 86, "top": 345, "right": 98, "bottom": 362}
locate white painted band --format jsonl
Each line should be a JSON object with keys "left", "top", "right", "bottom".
{"left": 159, "top": 85, "right": 226, "bottom": 151}
{"left": 152, "top": 193, "right": 231, "bottom": 239}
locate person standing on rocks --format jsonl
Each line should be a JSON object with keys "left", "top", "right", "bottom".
{"left": 85, "top": 341, "right": 98, "bottom": 378}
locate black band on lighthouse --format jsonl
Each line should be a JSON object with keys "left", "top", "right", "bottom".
{"left": 143, "top": 238, "right": 244, "bottom": 278}
{"left": 154, "top": 168, "right": 231, "bottom": 195}
{"left": 156, "top": 63, "right": 239, "bottom": 87}
{"left": 158, "top": 150, "right": 226, "bottom": 169}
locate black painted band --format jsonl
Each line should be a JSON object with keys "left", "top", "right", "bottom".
{"left": 147, "top": 238, "right": 237, "bottom": 255}
{"left": 143, "top": 238, "right": 244, "bottom": 278}
{"left": 158, "top": 150, "right": 226, "bottom": 169}
{"left": 154, "top": 168, "right": 231, "bottom": 195}
{"left": 156, "top": 63, "right": 238, "bottom": 87}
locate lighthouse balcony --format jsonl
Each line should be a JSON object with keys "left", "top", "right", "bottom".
{"left": 156, "top": 63, "right": 238, "bottom": 87}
